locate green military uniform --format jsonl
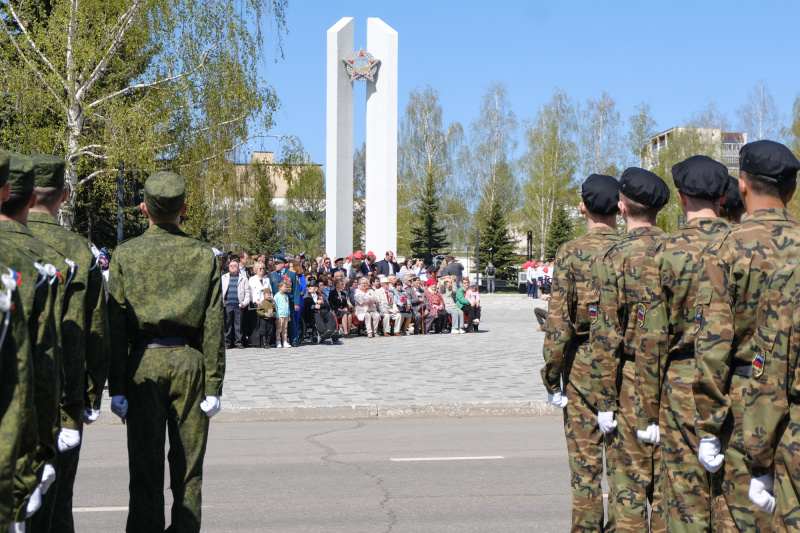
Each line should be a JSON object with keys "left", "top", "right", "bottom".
{"left": 107, "top": 172, "right": 224, "bottom": 533}
{"left": 26, "top": 154, "right": 110, "bottom": 533}
{"left": 542, "top": 172, "right": 622, "bottom": 532}
{"left": 635, "top": 154, "right": 732, "bottom": 532}
{"left": 693, "top": 209, "right": 800, "bottom": 531}
{"left": 0, "top": 153, "right": 66, "bottom": 522}
{"left": 743, "top": 259, "right": 800, "bottom": 532}
{"left": 543, "top": 226, "right": 621, "bottom": 531}
{"left": 589, "top": 167, "right": 670, "bottom": 531}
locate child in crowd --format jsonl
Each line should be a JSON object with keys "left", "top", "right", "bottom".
{"left": 466, "top": 284, "right": 482, "bottom": 329}
{"left": 256, "top": 284, "right": 276, "bottom": 348}
{"left": 275, "top": 280, "right": 292, "bottom": 348}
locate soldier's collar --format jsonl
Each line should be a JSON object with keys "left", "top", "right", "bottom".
{"left": 683, "top": 216, "right": 727, "bottom": 229}
{"left": 0, "top": 219, "right": 34, "bottom": 236}
{"left": 745, "top": 208, "right": 795, "bottom": 222}
{"left": 587, "top": 226, "right": 618, "bottom": 235}
{"left": 27, "top": 212, "right": 59, "bottom": 225}
{"left": 145, "top": 223, "right": 184, "bottom": 236}
{"left": 625, "top": 225, "right": 662, "bottom": 237}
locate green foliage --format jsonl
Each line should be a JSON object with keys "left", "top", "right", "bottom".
{"left": 353, "top": 142, "right": 366, "bottom": 251}
{"left": 520, "top": 89, "right": 579, "bottom": 259}
{"left": 284, "top": 165, "right": 325, "bottom": 258}
{"left": 627, "top": 103, "right": 659, "bottom": 167}
{"left": 409, "top": 168, "right": 449, "bottom": 264}
{"left": 242, "top": 161, "right": 279, "bottom": 255}
{"left": 785, "top": 94, "right": 800, "bottom": 221}
{"left": 477, "top": 194, "right": 517, "bottom": 280}
{"left": 544, "top": 205, "right": 573, "bottom": 260}
{"left": 649, "top": 128, "right": 718, "bottom": 232}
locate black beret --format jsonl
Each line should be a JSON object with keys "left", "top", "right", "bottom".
{"left": 581, "top": 174, "right": 620, "bottom": 215}
{"left": 619, "top": 167, "right": 670, "bottom": 209}
{"left": 721, "top": 176, "right": 743, "bottom": 211}
{"left": 739, "top": 140, "right": 800, "bottom": 182}
{"left": 671, "top": 155, "right": 729, "bottom": 200}
{"left": 144, "top": 171, "right": 185, "bottom": 216}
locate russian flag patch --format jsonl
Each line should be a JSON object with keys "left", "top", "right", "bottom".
{"left": 752, "top": 350, "right": 765, "bottom": 378}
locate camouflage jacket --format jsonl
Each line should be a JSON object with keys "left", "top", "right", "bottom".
{"left": 589, "top": 225, "right": 665, "bottom": 413}
{"left": 28, "top": 212, "right": 110, "bottom": 427}
{"left": 107, "top": 224, "right": 225, "bottom": 397}
{"left": 694, "top": 209, "right": 800, "bottom": 439}
{"left": 743, "top": 258, "right": 800, "bottom": 478}
{"left": 634, "top": 217, "right": 729, "bottom": 427}
{"left": 0, "top": 222, "right": 64, "bottom": 472}
{"left": 541, "top": 226, "right": 621, "bottom": 396}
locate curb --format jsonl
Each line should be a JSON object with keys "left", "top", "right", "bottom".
{"left": 92, "top": 400, "right": 562, "bottom": 425}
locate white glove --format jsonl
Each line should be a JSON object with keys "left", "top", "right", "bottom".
{"left": 26, "top": 484, "right": 42, "bottom": 516}
{"left": 40, "top": 463, "right": 56, "bottom": 495}
{"left": 637, "top": 423, "right": 661, "bottom": 444}
{"left": 200, "top": 396, "right": 222, "bottom": 418}
{"left": 57, "top": 428, "right": 81, "bottom": 452}
{"left": 748, "top": 474, "right": 776, "bottom": 514}
{"left": 597, "top": 411, "right": 617, "bottom": 434}
{"left": 83, "top": 408, "right": 100, "bottom": 424}
{"left": 8, "top": 522, "right": 25, "bottom": 533}
{"left": 547, "top": 392, "right": 569, "bottom": 409}
{"left": 110, "top": 396, "right": 128, "bottom": 420}
{"left": 698, "top": 436, "right": 725, "bottom": 473}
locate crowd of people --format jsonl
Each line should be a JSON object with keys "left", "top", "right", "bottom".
{"left": 216, "top": 250, "right": 485, "bottom": 348}
{"left": 541, "top": 140, "right": 800, "bottom": 532}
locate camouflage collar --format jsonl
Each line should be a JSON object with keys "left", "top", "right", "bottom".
{"left": 144, "top": 223, "right": 185, "bottom": 237}
{"left": 683, "top": 216, "right": 728, "bottom": 230}
{"left": 743, "top": 208, "right": 796, "bottom": 223}
{"left": 0, "top": 219, "right": 34, "bottom": 236}
{"left": 587, "top": 226, "right": 618, "bottom": 236}
{"left": 624, "top": 225, "right": 662, "bottom": 237}
{"left": 27, "top": 212, "right": 60, "bottom": 225}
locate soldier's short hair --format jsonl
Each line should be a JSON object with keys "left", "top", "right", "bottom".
{"left": 741, "top": 170, "right": 795, "bottom": 200}
{"left": 620, "top": 193, "right": 659, "bottom": 221}
{"left": 0, "top": 191, "right": 33, "bottom": 217}
{"left": 33, "top": 186, "right": 65, "bottom": 208}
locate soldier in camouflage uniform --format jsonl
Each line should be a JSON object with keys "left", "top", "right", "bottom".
{"left": 589, "top": 167, "right": 670, "bottom": 531}
{"left": 720, "top": 176, "right": 745, "bottom": 225}
{"left": 26, "top": 154, "right": 110, "bottom": 533}
{"left": 542, "top": 173, "right": 622, "bottom": 532}
{"left": 0, "top": 153, "right": 67, "bottom": 527}
{"left": 634, "top": 156, "right": 730, "bottom": 532}
{"left": 107, "top": 171, "right": 225, "bottom": 533}
{"left": 693, "top": 140, "right": 800, "bottom": 532}
{"left": 0, "top": 152, "right": 36, "bottom": 532}
{"left": 743, "top": 257, "right": 800, "bottom": 531}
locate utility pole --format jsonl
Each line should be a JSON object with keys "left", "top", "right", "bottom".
{"left": 475, "top": 229, "right": 480, "bottom": 288}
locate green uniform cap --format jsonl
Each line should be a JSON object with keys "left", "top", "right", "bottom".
{"left": 144, "top": 171, "right": 186, "bottom": 216}
{"left": 30, "top": 154, "right": 66, "bottom": 188}
{"left": 7, "top": 152, "right": 35, "bottom": 194}
{"left": 0, "top": 150, "right": 9, "bottom": 188}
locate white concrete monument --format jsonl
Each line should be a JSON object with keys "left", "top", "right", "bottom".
{"left": 326, "top": 17, "right": 398, "bottom": 258}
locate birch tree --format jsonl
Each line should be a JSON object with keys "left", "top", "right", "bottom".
{"left": 737, "top": 80, "right": 781, "bottom": 141}
{"left": 1, "top": 0, "right": 288, "bottom": 227}
{"left": 520, "top": 89, "right": 579, "bottom": 259}
{"left": 688, "top": 100, "right": 730, "bottom": 130}
{"left": 627, "top": 102, "right": 658, "bottom": 167}
{"left": 579, "top": 91, "right": 622, "bottom": 176}
{"left": 397, "top": 85, "right": 464, "bottom": 253}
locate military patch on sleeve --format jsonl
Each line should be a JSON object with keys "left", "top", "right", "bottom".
{"left": 637, "top": 303, "right": 646, "bottom": 329}
{"left": 589, "top": 306, "right": 598, "bottom": 324}
{"left": 752, "top": 349, "right": 765, "bottom": 379}
{"left": 694, "top": 305, "right": 703, "bottom": 333}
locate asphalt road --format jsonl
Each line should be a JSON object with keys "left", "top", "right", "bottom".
{"left": 72, "top": 417, "right": 573, "bottom": 532}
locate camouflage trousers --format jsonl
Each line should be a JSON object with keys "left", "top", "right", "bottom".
{"left": 657, "top": 357, "right": 712, "bottom": 533}
{"left": 607, "top": 359, "right": 658, "bottom": 532}
{"left": 712, "top": 374, "right": 772, "bottom": 532}
{"left": 30, "top": 422, "right": 84, "bottom": 533}
{"left": 563, "top": 381, "right": 613, "bottom": 532}
{"left": 125, "top": 346, "right": 210, "bottom": 533}
{"left": 772, "top": 404, "right": 800, "bottom": 532}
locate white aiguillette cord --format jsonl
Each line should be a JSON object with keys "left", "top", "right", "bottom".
{"left": 0, "top": 269, "right": 18, "bottom": 351}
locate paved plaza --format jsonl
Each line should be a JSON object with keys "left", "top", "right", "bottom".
{"left": 98, "top": 294, "right": 558, "bottom": 423}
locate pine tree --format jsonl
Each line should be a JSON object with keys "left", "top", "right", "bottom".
{"left": 544, "top": 205, "right": 573, "bottom": 260}
{"left": 243, "top": 165, "right": 280, "bottom": 255}
{"left": 410, "top": 168, "right": 450, "bottom": 264}
{"left": 477, "top": 194, "right": 517, "bottom": 280}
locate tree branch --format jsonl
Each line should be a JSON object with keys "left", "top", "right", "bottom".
{"left": 181, "top": 134, "right": 298, "bottom": 167}
{"left": 1, "top": 26, "right": 67, "bottom": 112}
{"left": 158, "top": 114, "right": 248, "bottom": 149}
{"left": 79, "top": 168, "right": 117, "bottom": 185}
{"left": 5, "top": 1, "right": 69, "bottom": 93}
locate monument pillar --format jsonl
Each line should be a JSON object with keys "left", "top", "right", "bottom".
{"left": 365, "top": 18, "right": 398, "bottom": 256}
{"left": 325, "top": 18, "right": 354, "bottom": 257}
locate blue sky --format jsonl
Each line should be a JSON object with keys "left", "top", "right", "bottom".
{"left": 246, "top": 1, "right": 800, "bottom": 168}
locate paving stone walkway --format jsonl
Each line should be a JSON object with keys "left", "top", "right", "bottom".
{"left": 99, "top": 294, "right": 559, "bottom": 422}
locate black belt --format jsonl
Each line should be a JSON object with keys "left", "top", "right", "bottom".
{"left": 669, "top": 351, "right": 694, "bottom": 362}
{"left": 732, "top": 358, "right": 751, "bottom": 378}
{"left": 146, "top": 337, "right": 186, "bottom": 349}
{"left": 622, "top": 352, "right": 635, "bottom": 362}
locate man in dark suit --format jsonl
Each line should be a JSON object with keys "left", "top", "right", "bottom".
{"left": 268, "top": 255, "right": 302, "bottom": 346}
{"left": 331, "top": 257, "right": 347, "bottom": 277}
{"left": 318, "top": 257, "right": 333, "bottom": 275}
{"left": 376, "top": 250, "right": 400, "bottom": 276}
